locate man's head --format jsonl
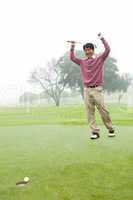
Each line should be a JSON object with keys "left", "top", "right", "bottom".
{"left": 83, "top": 43, "right": 95, "bottom": 58}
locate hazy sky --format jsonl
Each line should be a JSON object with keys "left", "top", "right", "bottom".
{"left": 0, "top": 0, "right": 132, "bottom": 103}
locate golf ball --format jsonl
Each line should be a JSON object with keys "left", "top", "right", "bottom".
{"left": 24, "top": 177, "right": 30, "bottom": 182}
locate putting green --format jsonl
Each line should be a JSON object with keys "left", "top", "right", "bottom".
{"left": 0, "top": 125, "right": 133, "bottom": 200}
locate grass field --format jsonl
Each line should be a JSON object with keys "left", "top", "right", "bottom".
{"left": 0, "top": 104, "right": 133, "bottom": 200}
{"left": 0, "top": 104, "right": 132, "bottom": 126}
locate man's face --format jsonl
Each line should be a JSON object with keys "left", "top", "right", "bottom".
{"left": 84, "top": 48, "right": 94, "bottom": 58}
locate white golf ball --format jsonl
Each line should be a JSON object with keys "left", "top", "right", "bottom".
{"left": 24, "top": 177, "right": 30, "bottom": 182}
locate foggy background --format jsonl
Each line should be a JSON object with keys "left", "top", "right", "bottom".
{"left": 0, "top": 0, "right": 133, "bottom": 106}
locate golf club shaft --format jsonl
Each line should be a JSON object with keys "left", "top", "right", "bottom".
{"left": 67, "top": 41, "right": 82, "bottom": 44}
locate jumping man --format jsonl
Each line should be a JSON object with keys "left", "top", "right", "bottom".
{"left": 69, "top": 33, "right": 115, "bottom": 139}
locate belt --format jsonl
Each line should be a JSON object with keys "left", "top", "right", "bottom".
{"left": 88, "top": 85, "right": 99, "bottom": 88}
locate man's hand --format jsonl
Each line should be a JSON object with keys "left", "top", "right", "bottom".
{"left": 67, "top": 41, "right": 76, "bottom": 47}
{"left": 67, "top": 41, "right": 76, "bottom": 51}
{"left": 98, "top": 33, "right": 103, "bottom": 39}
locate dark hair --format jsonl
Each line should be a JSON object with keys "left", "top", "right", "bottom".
{"left": 83, "top": 43, "right": 95, "bottom": 51}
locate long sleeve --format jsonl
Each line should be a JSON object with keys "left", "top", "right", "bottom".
{"left": 70, "top": 47, "right": 81, "bottom": 65}
{"left": 100, "top": 37, "right": 111, "bottom": 60}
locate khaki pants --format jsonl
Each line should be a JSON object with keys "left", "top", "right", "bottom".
{"left": 84, "top": 86, "right": 113, "bottom": 133}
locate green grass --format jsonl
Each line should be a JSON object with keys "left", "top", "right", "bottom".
{"left": 0, "top": 125, "right": 133, "bottom": 200}
{"left": 0, "top": 104, "right": 132, "bottom": 126}
{"left": 0, "top": 104, "right": 133, "bottom": 199}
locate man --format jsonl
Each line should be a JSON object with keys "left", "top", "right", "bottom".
{"left": 69, "top": 33, "right": 115, "bottom": 139}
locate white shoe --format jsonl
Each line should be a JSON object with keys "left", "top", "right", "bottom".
{"left": 108, "top": 132, "right": 116, "bottom": 137}
{"left": 90, "top": 132, "right": 100, "bottom": 140}
{"left": 108, "top": 129, "right": 116, "bottom": 137}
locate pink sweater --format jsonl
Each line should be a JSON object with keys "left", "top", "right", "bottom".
{"left": 70, "top": 38, "right": 110, "bottom": 87}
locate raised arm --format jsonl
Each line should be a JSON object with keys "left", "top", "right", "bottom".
{"left": 98, "top": 33, "right": 111, "bottom": 60}
{"left": 69, "top": 41, "right": 81, "bottom": 65}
